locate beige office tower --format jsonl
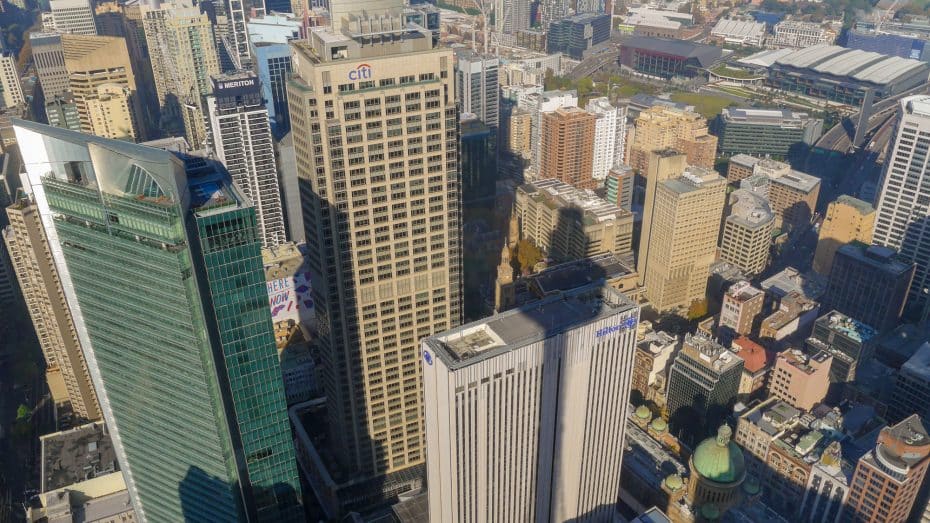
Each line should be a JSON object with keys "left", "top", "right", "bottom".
{"left": 812, "top": 195, "right": 875, "bottom": 274}
{"left": 143, "top": 5, "right": 219, "bottom": 145}
{"left": 627, "top": 106, "right": 717, "bottom": 173}
{"left": 61, "top": 34, "right": 140, "bottom": 141}
{"left": 719, "top": 189, "right": 774, "bottom": 277}
{"left": 3, "top": 196, "right": 101, "bottom": 421}
{"left": 637, "top": 149, "right": 687, "bottom": 286}
{"left": 641, "top": 166, "right": 726, "bottom": 311}
{"left": 286, "top": 0, "right": 463, "bottom": 498}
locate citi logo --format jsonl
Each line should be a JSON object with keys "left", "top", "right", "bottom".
{"left": 349, "top": 63, "right": 372, "bottom": 81}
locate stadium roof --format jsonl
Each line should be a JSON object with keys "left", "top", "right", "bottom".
{"left": 773, "top": 44, "right": 929, "bottom": 86}
{"left": 774, "top": 45, "right": 845, "bottom": 69}
{"left": 622, "top": 36, "right": 722, "bottom": 67}
{"left": 737, "top": 47, "right": 794, "bottom": 68}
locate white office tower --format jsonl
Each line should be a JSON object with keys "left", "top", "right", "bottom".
{"left": 587, "top": 96, "right": 627, "bottom": 181}
{"left": 49, "top": 0, "right": 97, "bottom": 35}
{"left": 205, "top": 72, "right": 287, "bottom": 248}
{"left": 875, "top": 95, "right": 930, "bottom": 309}
{"left": 523, "top": 90, "right": 577, "bottom": 172}
{"left": 455, "top": 50, "right": 500, "bottom": 129}
{"left": 423, "top": 284, "right": 639, "bottom": 522}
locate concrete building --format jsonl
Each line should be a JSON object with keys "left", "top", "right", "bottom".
{"left": 798, "top": 440, "right": 851, "bottom": 523}
{"left": 845, "top": 415, "right": 930, "bottom": 523}
{"left": 422, "top": 284, "right": 639, "bottom": 522}
{"left": 523, "top": 89, "right": 577, "bottom": 171}
{"left": 666, "top": 333, "right": 744, "bottom": 444}
{"left": 15, "top": 120, "right": 303, "bottom": 521}
{"left": 718, "top": 281, "right": 764, "bottom": 337}
{"left": 205, "top": 72, "right": 287, "bottom": 249}
{"left": 455, "top": 50, "right": 499, "bottom": 129}
{"left": 0, "top": 50, "right": 23, "bottom": 109}
{"left": 27, "top": 472, "right": 135, "bottom": 523}
{"left": 769, "top": 349, "right": 832, "bottom": 411}
{"left": 627, "top": 105, "right": 717, "bottom": 173}
{"left": 710, "top": 18, "right": 766, "bottom": 47}
{"left": 719, "top": 189, "right": 774, "bottom": 277}
{"left": 507, "top": 108, "right": 533, "bottom": 159}
{"left": 750, "top": 159, "right": 821, "bottom": 233}
{"left": 30, "top": 32, "right": 70, "bottom": 99}
{"left": 44, "top": 93, "right": 81, "bottom": 132}
{"left": 3, "top": 195, "right": 101, "bottom": 422}
{"left": 633, "top": 329, "right": 677, "bottom": 403}
{"left": 285, "top": 1, "right": 463, "bottom": 505}
{"left": 735, "top": 398, "right": 803, "bottom": 477}
{"left": 823, "top": 244, "right": 914, "bottom": 332}
{"left": 546, "top": 13, "right": 611, "bottom": 60}
{"left": 717, "top": 108, "right": 823, "bottom": 157}
{"left": 812, "top": 195, "right": 875, "bottom": 275}
{"left": 726, "top": 153, "right": 759, "bottom": 184}
{"left": 760, "top": 291, "right": 820, "bottom": 346}
{"left": 640, "top": 166, "right": 726, "bottom": 312}
{"left": 731, "top": 336, "right": 772, "bottom": 399}
{"left": 874, "top": 96, "right": 930, "bottom": 311}
{"left": 605, "top": 165, "right": 634, "bottom": 211}
{"left": 248, "top": 13, "right": 301, "bottom": 137}
{"left": 539, "top": 107, "right": 597, "bottom": 189}
{"left": 50, "top": 0, "right": 97, "bottom": 36}
{"left": 889, "top": 342, "right": 930, "bottom": 423}
{"left": 587, "top": 97, "right": 627, "bottom": 181}
{"left": 806, "top": 311, "right": 878, "bottom": 384}
{"left": 513, "top": 178, "right": 634, "bottom": 263}
{"left": 772, "top": 21, "right": 836, "bottom": 49}
{"left": 619, "top": 37, "right": 722, "bottom": 79}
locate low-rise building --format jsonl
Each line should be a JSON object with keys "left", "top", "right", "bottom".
{"left": 772, "top": 21, "right": 837, "bottom": 49}
{"left": 717, "top": 108, "right": 823, "bottom": 157}
{"left": 761, "top": 267, "right": 828, "bottom": 304}
{"left": 718, "top": 281, "right": 765, "bottom": 337}
{"left": 710, "top": 18, "right": 766, "bottom": 47}
{"left": 760, "top": 291, "right": 820, "bottom": 346}
{"left": 732, "top": 336, "right": 773, "bottom": 400}
{"left": 805, "top": 311, "right": 878, "bottom": 383}
{"left": 632, "top": 328, "right": 678, "bottom": 403}
{"left": 769, "top": 349, "right": 832, "bottom": 411}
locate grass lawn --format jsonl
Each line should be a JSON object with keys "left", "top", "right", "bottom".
{"left": 670, "top": 92, "right": 736, "bottom": 119}
{"left": 710, "top": 65, "right": 761, "bottom": 79}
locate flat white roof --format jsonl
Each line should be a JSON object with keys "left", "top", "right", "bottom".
{"left": 711, "top": 18, "right": 765, "bottom": 38}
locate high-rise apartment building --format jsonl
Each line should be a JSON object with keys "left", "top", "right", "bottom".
{"left": 539, "top": 107, "right": 597, "bottom": 189}
{"left": 538, "top": 0, "right": 570, "bottom": 30}
{"left": 455, "top": 49, "right": 499, "bottom": 129}
{"left": 875, "top": 96, "right": 930, "bottom": 309}
{"left": 524, "top": 89, "right": 577, "bottom": 170}
{"left": 587, "top": 96, "right": 627, "bottom": 181}
{"left": 719, "top": 189, "right": 774, "bottom": 277}
{"left": 422, "top": 284, "right": 639, "bottom": 522}
{"left": 718, "top": 281, "right": 764, "bottom": 337}
{"left": 627, "top": 105, "right": 717, "bottom": 173}
{"left": 49, "top": 0, "right": 97, "bottom": 36}
{"left": 768, "top": 349, "right": 832, "bottom": 411}
{"left": 823, "top": 243, "right": 913, "bottom": 332}
{"left": 286, "top": 0, "right": 463, "bottom": 498}
{"left": 640, "top": 165, "right": 726, "bottom": 311}
{"left": 205, "top": 73, "right": 287, "bottom": 248}
{"left": 3, "top": 195, "right": 101, "bottom": 421}
{"left": 222, "top": 0, "right": 251, "bottom": 70}
{"left": 507, "top": 108, "right": 533, "bottom": 159}
{"left": 0, "top": 51, "right": 24, "bottom": 109}
{"left": 14, "top": 120, "right": 302, "bottom": 522}
{"left": 666, "top": 333, "right": 744, "bottom": 443}
{"left": 845, "top": 415, "right": 930, "bottom": 523}
{"left": 812, "top": 195, "right": 875, "bottom": 275}
{"left": 30, "top": 32, "right": 70, "bottom": 99}
{"left": 143, "top": 5, "right": 220, "bottom": 144}
{"left": 495, "top": 0, "right": 531, "bottom": 39}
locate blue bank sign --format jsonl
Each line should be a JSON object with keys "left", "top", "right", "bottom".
{"left": 595, "top": 316, "right": 637, "bottom": 338}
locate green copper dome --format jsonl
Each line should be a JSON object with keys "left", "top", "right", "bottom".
{"left": 650, "top": 417, "right": 668, "bottom": 432}
{"left": 692, "top": 425, "right": 745, "bottom": 484}
{"left": 635, "top": 405, "right": 651, "bottom": 419}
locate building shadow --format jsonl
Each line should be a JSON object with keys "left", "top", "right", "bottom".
{"left": 179, "top": 466, "right": 302, "bottom": 523}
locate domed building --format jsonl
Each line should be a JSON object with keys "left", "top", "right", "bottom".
{"left": 686, "top": 424, "right": 746, "bottom": 518}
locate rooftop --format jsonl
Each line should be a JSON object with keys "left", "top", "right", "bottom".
{"left": 519, "top": 178, "right": 633, "bottom": 225}
{"left": 779, "top": 348, "right": 831, "bottom": 375}
{"left": 737, "top": 47, "right": 796, "bottom": 68}
{"left": 425, "top": 284, "right": 636, "bottom": 369}
{"left": 742, "top": 398, "right": 802, "bottom": 437}
{"left": 727, "top": 189, "right": 774, "bottom": 228}
{"left": 836, "top": 242, "right": 913, "bottom": 276}
{"left": 40, "top": 422, "right": 118, "bottom": 493}
{"left": 834, "top": 194, "right": 874, "bottom": 215}
{"left": 638, "top": 330, "right": 678, "bottom": 355}
{"left": 681, "top": 333, "right": 743, "bottom": 373}
{"left": 529, "top": 252, "right": 635, "bottom": 296}
{"left": 729, "top": 153, "right": 761, "bottom": 169}
{"left": 711, "top": 18, "right": 765, "bottom": 38}
{"left": 731, "top": 337, "right": 772, "bottom": 373}
{"left": 773, "top": 45, "right": 928, "bottom": 85}
{"left": 662, "top": 166, "right": 725, "bottom": 194}
{"left": 262, "top": 241, "right": 307, "bottom": 281}
{"left": 817, "top": 311, "right": 877, "bottom": 344}
{"left": 722, "top": 107, "right": 816, "bottom": 127}
{"left": 761, "top": 267, "right": 827, "bottom": 301}
{"left": 622, "top": 36, "right": 722, "bottom": 67}
{"left": 726, "top": 281, "right": 764, "bottom": 302}
{"left": 902, "top": 342, "right": 930, "bottom": 380}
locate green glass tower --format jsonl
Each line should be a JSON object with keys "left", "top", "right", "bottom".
{"left": 14, "top": 119, "right": 301, "bottom": 523}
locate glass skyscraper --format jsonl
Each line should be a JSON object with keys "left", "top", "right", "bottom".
{"left": 14, "top": 119, "right": 302, "bottom": 522}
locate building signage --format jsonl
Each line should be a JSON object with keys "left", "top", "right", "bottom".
{"left": 266, "top": 269, "right": 314, "bottom": 325}
{"left": 423, "top": 350, "right": 433, "bottom": 366}
{"left": 595, "top": 315, "right": 637, "bottom": 338}
{"left": 349, "top": 63, "right": 373, "bottom": 81}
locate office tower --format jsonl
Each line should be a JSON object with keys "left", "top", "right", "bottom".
{"left": 143, "top": 5, "right": 220, "bottom": 144}
{"left": 718, "top": 281, "right": 764, "bottom": 337}
{"left": 637, "top": 149, "right": 686, "bottom": 285}
{"left": 30, "top": 32, "right": 70, "bottom": 99}
{"left": 717, "top": 108, "right": 823, "bottom": 157}
{"left": 768, "top": 349, "right": 831, "bottom": 410}
{"left": 666, "top": 333, "right": 743, "bottom": 443}
{"left": 751, "top": 159, "right": 821, "bottom": 233}
{"left": 846, "top": 415, "right": 930, "bottom": 523}
{"left": 812, "top": 195, "right": 875, "bottom": 275}
{"left": 605, "top": 165, "right": 633, "bottom": 211}
{"left": 823, "top": 244, "right": 913, "bottom": 332}
{"left": 286, "top": 0, "right": 463, "bottom": 497}
{"left": 875, "top": 96, "right": 930, "bottom": 309}
{"left": 719, "top": 189, "right": 774, "bottom": 277}
{"left": 45, "top": 93, "right": 82, "bottom": 131}
{"left": 3, "top": 195, "right": 101, "bottom": 421}
{"left": 205, "top": 73, "right": 287, "bottom": 248}
{"left": 587, "top": 97, "right": 626, "bottom": 182}
{"left": 640, "top": 166, "right": 726, "bottom": 312}
{"left": 539, "top": 107, "right": 597, "bottom": 189}
{"left": 546, "top": 13, "right": 611, "bottom": 60}
{"left": 422, "top": 284, "right": 639, "bottom": 522}
{"left": 459, "top": 114, "right": 496, "bottom": 202}
{"left": 50, "top": 0, "right": 97, "bottom": 35}
{"left": 15, "top": 120, "right": 302, "bottom": 522}
{"left": 513, "top": 178, "right": 634, "bottom": 263}
{"left": 455, "top": 50, "right": 499, "bottom": 129}
{"left": 60, "top": 34, "right": 140, "bottom": 141}
{"left": 627, "top": 106, "right": 717, "bottom": 173}
{"left": 0, "top": 50, "right": 23, "bottom": 109}
{"left": 889, "top": 342, "right": 930, "bottom": 423}
{"left": 248, "top": 13, "right": 301, "bottom": 137}
{"left": 806, "top": 311, "right": 877, "bottom": 383}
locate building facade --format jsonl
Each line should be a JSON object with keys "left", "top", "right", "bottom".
{"left": 455, "top": 50, "right": 499, "bottom": 129}
{"left": 546, "top": 13, "right": 611, "bottom": 60}
{"left": 812, "top": 195, "right": 875, "bottom": 275}
{"left": 717, "top": 108, "right": 823, "bottom": 157}
{"left": 718, "top": 281, "right": 764, "bottom": 337}
{"left": 772, "top": 21, "right": 835, "bottom": 49}
{"left": 823, "top": 244, "right": 913, "bottom": 332}
{"left": 0, "top": 50, "right": 24, "bottom": 109}
{"left": 49, "top": 0, "right": 97, "bottom": 36}
{"left": 627, "top": 105, "right": 717, "bottom": 173}
{"left": 769, "top": 349, "right": 831, "bottom": 411}
{"left": 539, "top": 107, "right": 597, "bottom": 189}
{"left": 719, "top": 189, "right": 774, "bottom": 277}
{"left": 30, "top": 32, "right": 71, "bottom": 99}
{"left": 587, "top": 97, "right": 627, "bottom": 181}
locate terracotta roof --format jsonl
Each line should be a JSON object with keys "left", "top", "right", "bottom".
{"left": 732, "top": 337, "right": 772, "bottom": 373}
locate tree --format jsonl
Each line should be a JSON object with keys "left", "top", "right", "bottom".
{"left": 513, "top": 240, "right": 543, "bottom": 275}
{"left": 16, "top": 404, "right": 31, "bottom": 421}
{"left": 687, "top": 299, "right": 709, "bottom": 320}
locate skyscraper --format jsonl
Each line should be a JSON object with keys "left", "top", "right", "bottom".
{"left": 587, "top": 96, "right": 626, "bottom": 182}
{"left": 812, "top": 195, "right": 874, "bottom": 275}
{"left": 205, "top": 72, "right": 287, "bottom": 248}
{"left": 286, "top": 0, "right": 463, "bottom": 497}
{"left": 248, "top": 13, "right": 301, "bottom": 137}
{"left": 875, "top": 95, "right": 930, "bottom": 309}
{"left": 14, "top": 120, "right": 302, "bottom": 522}
{"left": 719, "top": 189, "right": 774, "bottom": 277}
{"left": 30, "top": 32, "right": 70, "bottom": 99}
{"left": 49, "top": 0, "right": 97, "bottom": 36}
{"left": 539, "top": 107, "right": 597, "bottom": 189}
{"left": 823, "top": 243, "right": 913, "bottom": 331}
{"left": 845, "top": 415, "right": 930, "bottom": 523}
{"left": 422, "top": 284, "right": 639, "bottom": 522}
{"left": 0, "top": 50, "right": 24, "bottom": 109}
{"left": 454, "top": 49, "right": 499, "bottom": 129}
{"left": 3, "top": 195, "right": 101, "bottom": 421}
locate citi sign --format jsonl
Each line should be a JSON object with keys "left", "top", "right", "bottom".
{"left": 349, "top": 63, "right": 373, "bottom": 81}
